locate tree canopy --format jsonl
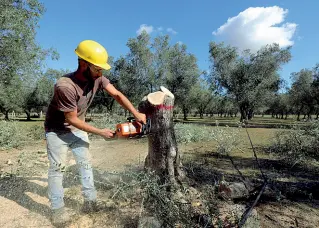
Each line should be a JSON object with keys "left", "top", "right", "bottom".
{"left": 0, "top": 0, "right": 58, "bottom": 119}
{"left": 209, "top": 42, "right": 291, "bottom": 120}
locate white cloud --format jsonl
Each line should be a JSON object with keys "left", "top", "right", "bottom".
{"left": 167, "top": 28, "right": 177, "bottom": 35}
{"left": 157, "top": 27, "right": 163, "bottom": 31}
{"left": 177, "top": 41, "right": 183, "bottom": 45}
{"left": 212, "top": 6, "right": 297, "bottom": 52}
{"left": 136, "top": 24, "right": 154, "bottom": 35}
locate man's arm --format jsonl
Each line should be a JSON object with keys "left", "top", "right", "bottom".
{"left": 104, "top": 83, "right": 146, "bottom": 124}
{"left": 64, "top": 110, "right": 114, "bottom": 138}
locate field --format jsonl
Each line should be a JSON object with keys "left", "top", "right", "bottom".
{"left": 0, "top": 116, "right": 319, "bottom": 227}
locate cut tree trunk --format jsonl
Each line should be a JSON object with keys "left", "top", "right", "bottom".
{"left": 138, "top": 86, "right": 185, "bottom": 187}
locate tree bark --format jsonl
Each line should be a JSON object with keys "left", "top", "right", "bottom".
{"left": 199, "top": 112, "right": 203, "bottom": 118}
{"left": 5, "top": 110, "right": 9, "bottom": 120}
{"left": 240, "top": 107, "right": 247, "bottom": 122}
{"left": 248, "top": 109, "right": 254, "bottom": 120}
{"left": 307, "top": 108, "right": 313, "bottom": 120}
{"left": 25, "top": 110, "right": 31, "bottom": 121}
{"left": 138, "top": 86, "right": 185, "bottom": 187}
{"left": 182, "top": 105, "right": 188, "bottom": 121}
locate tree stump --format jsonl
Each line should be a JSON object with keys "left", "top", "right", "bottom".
{"left": 138, "top": 86, "right": 185, "bottom": 187}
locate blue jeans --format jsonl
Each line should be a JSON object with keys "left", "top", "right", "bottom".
{"left": 45, "top": 130, "right": 97, "bottom": 210}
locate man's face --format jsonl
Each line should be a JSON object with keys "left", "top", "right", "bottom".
{"left": 84, "top": 62, "right": 103, "bottom": 80}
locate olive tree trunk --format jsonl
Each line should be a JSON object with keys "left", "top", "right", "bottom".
{"left": 138, "top": 86, "right": 185, "bottom": 187}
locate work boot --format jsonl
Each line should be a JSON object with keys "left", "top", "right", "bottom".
{"left": 81, "top": 200, "right": 104, "bottom": 213}
{"left": 51, "top": 207, "right": 71, "bottom": 226}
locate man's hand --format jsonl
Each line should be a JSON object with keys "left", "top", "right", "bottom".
{"left": 134, "top": 112, "right": 146, "bottom": 124}
{"left": 98, "top": 128, "right": 115, "bottom": 139}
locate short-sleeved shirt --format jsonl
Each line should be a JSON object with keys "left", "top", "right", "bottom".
{"left": 44, "top": 72, "right": 110, "bottom": 133}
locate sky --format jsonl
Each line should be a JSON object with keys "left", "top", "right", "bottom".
{"left": 36, "top": 0, "right": 319, "bottom": 86}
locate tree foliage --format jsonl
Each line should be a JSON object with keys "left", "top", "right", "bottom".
{"left": 0, "top": 0, "right": 58, "bottom": 119}
{"left": 209, "top": 42, "right": 291, "bottom": 120}
{"left": 289, "top": 69, "right": 314, "bottom": 120}
{"left": 96, "top": 33, "right": 202, "bottom": 120}
{"left": 23, "top": 68, "right": 69, "bottom": 120}
{"left": 166, "top": 43, "right": 200, "bottom": 120}
{"left": 190, "top": 78, "right": 214, "bottom": 118}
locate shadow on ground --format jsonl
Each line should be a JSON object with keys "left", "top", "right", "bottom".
{"left": 0, "top": 176, "right": 51, "bottom": 219}
{"left": 0, "top": 165, "right": 142, "bottom": 227}
{"left": 183, "top": 148, "right": 319, "bottom": 204}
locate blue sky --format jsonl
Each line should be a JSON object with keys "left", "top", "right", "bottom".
{"left": 36, "top": 0, "right": 318, "bottom": 86}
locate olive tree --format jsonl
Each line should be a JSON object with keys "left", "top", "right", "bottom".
{"left": 0, "top": 0, "right": 58, "bottom": 119}
{"left": 209, "top": 42, "right": 291, "bottom": 121}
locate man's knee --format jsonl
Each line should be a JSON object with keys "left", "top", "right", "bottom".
{"left": 49, "top": 161, "right": 66, "bottom": 173}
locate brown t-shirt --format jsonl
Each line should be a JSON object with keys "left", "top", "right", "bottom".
{"left": 44, "top": 72, "right": 110, "bottom": 133}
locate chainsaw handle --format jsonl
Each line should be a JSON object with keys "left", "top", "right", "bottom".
{"left": 127, "top": 117, "right": 135, "bottom": 122}
{"left": 141, "top": 118, "right": 151, "bottom": 134}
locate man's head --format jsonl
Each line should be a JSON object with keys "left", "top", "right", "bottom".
{"left": 78, "top": 58, "right": 104, "bottom": 80}
{"left": 75, "top": 40, "right": 111, "bottom": 80}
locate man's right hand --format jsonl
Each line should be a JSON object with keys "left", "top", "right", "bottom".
{"left": 99, "top": 128, "right": 115, "bottom": 139}
{"left": 134, "top": 112, "right": 147, "bottom": 125}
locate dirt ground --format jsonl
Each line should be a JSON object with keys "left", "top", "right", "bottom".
{"left": 1, "top": 136, "right": 319, "bottom": 227}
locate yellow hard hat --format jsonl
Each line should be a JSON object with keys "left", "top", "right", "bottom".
{"left": 75, "top": 40, "right": 111, "bottom": 70}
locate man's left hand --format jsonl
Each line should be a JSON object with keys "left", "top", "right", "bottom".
{"left": 134, "top": 112, "right": 146, "bottom": 124}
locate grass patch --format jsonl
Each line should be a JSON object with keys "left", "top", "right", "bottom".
{"left": 269, "top": 121, "right": 319, "bottom": 165}
{"left": 0, "top": 121, "right": 27, "bottom": 149}
{"left": 174, "top": 123, "right": 214, "bottom": 143}
{"left": 0, "top": 121, "right": 44, "bottom": 149}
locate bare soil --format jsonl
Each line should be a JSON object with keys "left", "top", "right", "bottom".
{"left": 0, "top": 134, "right": 319, "bottom": 227}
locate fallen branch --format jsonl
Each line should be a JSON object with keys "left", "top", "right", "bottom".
{"left": 238, "top": 182, "right": 267, "bottom": 228}
{"left": 265, "top": 214, "right": 277, "bottom": 223}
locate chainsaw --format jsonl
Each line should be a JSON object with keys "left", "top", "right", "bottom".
{"left": 114, "top": 117, "right": 151, "bottom": 138}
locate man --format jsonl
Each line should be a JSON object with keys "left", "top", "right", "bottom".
{"left": 44, "top": 40, "right": 146, "bottom": 225}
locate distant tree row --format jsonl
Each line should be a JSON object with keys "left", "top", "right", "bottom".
{"left": 266, "top": 65, "right": 319, "bottom": 121}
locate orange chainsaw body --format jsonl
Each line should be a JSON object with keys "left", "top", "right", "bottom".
{"left": 115, "top": 121, "right": 143, "bottom": 138}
